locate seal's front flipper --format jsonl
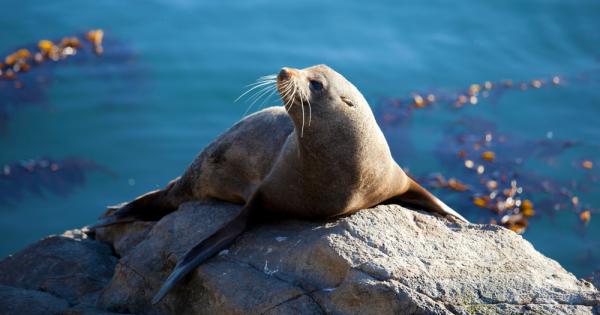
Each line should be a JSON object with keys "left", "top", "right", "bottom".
{"left": 386, "top": 178, "right": 469, "bottom": 223}
{"left": 151, "top": 205, "right": 251, "bottom": 304}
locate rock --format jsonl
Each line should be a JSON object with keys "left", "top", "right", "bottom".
{"left": 60, "top": 304, "right": 129, "bottom": 315}
{"left": 1, "top": 201, "right": 599, "bottom": 314}
{"left": 95, "top": 221, "right": 154, "bottom": 257}
{"left": 0, "top": 284, "right": 69, "bottom": 315}
{"left": 93, "top": 201, "right": 600, "bottom": 315}
{"left": 0, "top": 230, "right": 117, "bottom": 305}
{"left": 589, "top": 271, "right": 600, "bottom": 291}
{"left": 96, "top": 201, "right": 250, "bottom": 314}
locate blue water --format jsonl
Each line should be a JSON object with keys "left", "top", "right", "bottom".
{"left": 1, "top": 1, "right": 599, "bottom": 277}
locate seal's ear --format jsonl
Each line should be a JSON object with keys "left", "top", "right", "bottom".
{"left": 340, "top": 96, "right": 355, "bottom": 107}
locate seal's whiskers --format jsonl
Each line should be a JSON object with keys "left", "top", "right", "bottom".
{"left": 237, "top": 75, "right": 278, "bottom": 116}
{"left": 257, "top": 86, "right": 278, "bottom": 111}
{"left": 299, "top": 89, "right": 306, "bottom": 137}
{"left": 247, "top": 84, "right": 272, "bottom": 103}
{"left": 302, "top": 88, "right": 312, "bottom": 127}
{"left": 241, "top": 84, "right": 273, "bottom": 116}
{"left": 279, "top": 83, "right": 294, "bottom": 110}
{"left": 280, "top": 81, "right": 295, "bottom": 111}
{"left": 287, "top": 85, "right": 297, "bottom": 112}
{"left": 235, "top": 77, "right": 276, "bottom": 103}
{"left": 258, "top": 74, "right": 277, "bottom": 81}
{"left": 247, "top": 84, "right": 275, "bottom": 108}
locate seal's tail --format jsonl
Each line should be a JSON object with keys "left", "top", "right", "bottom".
{"left": 151, "top": 205, "right": 251, "bottom": 304}
{"left": 90, "top": 178, "right": 181, "bottom": 229}
{"left": 390, "top": 178, "right": 469, "bottom": 223}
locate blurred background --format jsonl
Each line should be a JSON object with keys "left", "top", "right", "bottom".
{"left": 1, "top": 1, "right": 598, "bottom": 278}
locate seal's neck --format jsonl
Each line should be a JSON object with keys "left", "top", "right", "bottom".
{"left": 291, "top": 108, "right": 392, "bottom": 169}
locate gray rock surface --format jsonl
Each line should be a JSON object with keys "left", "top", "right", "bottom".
{"left": 1, "top": 201, "right": 599, "bottom": 314}
{"left": 589, "top": 271, "right": 600, "bottom": 292}
{"left": 0, "top": 230, "right": 119, "bottom": 315}
{"left": 0, "top": 284, "right": 69, "bottom": 315}
{"left": 95, "top": 221, "right": 154, "bottom": 258}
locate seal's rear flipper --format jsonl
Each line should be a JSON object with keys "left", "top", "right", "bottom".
{"left": 89, "top": 189, "right": 170, "bottom": 229}
{"left": 151, "top": 205, "right": 251, "bottom": 304}
{"left": 386, "top": 178, "right": 469, "bottom": 223}
{"left": 90, "top": 208, "right": 137, "bottom": 228}
{"left": 90, "top": 178, "right": 182, "bottom": 230}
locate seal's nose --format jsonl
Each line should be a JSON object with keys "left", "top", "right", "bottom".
{"left": 278, "top": 67, "right": 297, "bottom": 80}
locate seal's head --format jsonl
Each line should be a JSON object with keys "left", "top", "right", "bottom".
{"left": 276, "top": 64, "right": 375, "bottom": 137}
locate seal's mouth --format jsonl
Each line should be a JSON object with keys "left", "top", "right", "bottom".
{"left": 276, "top": 67, "right": 312, "bottom": 137}
{"left": 276, "top": 67, "right": 301, "bottom": 109}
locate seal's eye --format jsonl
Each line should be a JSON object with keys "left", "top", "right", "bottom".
{"left": 309, "top": 80, "right": 323, "bottom": 91}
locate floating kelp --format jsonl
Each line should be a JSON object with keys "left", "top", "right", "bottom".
{"left": 376, "top": 70, "right": 600, "bottom": 127}
{"left": 411, "top": 76, "right": 560, "bottom": 109}
{"left": 0, "top": 29, "right": 103, "bottom": 83}
{"left": 0, "top": 157, "right": 105, "bottom": 207}
{"left": 410, "top": 117, "right": 597, "bottom": 233}
{"left": 85, "top": 29, "right": 104, "bottom": 55}
{"left": 377, "top": 69, "right": 599, "bottom": 233}
{"left": 0, "top": 30, "right": 103, "bottom": 127}
{"left": 582, "top": 160, "right": 594, "bottom": 170}
{"left": 0, "top": 29, "right": 143, "bottom": 129}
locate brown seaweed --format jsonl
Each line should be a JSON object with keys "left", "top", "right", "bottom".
{"left": 417, "top": 117, "right": 596, "bottom": 232}
{"left": 0, "top": 29, "right": 143, "bottom": 129}
{"left": 376, "top": 69, "right": 599, "bottom": 233}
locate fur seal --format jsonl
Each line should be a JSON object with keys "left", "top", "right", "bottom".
{"left": 92, "top": 64, "right": 468, "bottom": 304}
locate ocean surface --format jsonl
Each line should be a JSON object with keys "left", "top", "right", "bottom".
{"left": 1, "top": 0, "right": 599, "bottom": 277}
